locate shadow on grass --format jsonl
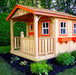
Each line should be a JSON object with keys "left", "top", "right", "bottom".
{"left": 0, "top": 56, "right": 25, "bottom": 75}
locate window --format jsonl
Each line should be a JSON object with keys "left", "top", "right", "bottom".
{"left": 60, "top": 22, "right": 67, "bottom": 35}
{"left": 30, "top": 25, "right": 33, "bottom": 30}
{"left": 42, "top": 22, "right": 49, "bottom": 35}
{"left": 74, "top": 23, "right": 76, "bottom": 34}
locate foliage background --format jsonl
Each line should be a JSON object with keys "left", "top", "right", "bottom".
{"left": 14, "top": 22, "right": 26, "bottom": 36}
{"left": 0, "top": 0, "right": 76, "bottom": 46}
{"left": 0, "top": 12, "right": 26, "bottom": 46}
{"left": 0, "top": 13, "right": 10, "bottom": 46}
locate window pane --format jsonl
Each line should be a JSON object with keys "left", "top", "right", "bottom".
{"left": 74, "top": 29, "right": 76, "bottom": 34}
{"left": 46, "top": 29, "right": 49, "bottom": 34}
{"left": 64, "top": 22, "right": 66, "bottom": 27}
{"left": 61, "top": 29, "right": 66, "bottom": 34}
{"left": 61, "top": 22, "right": 63, "bottom": 27}
{"left": 74, "top": 24, "right": 76, "bottom": 28}
{"left": 43, "top": 29, "right": 46, "bottom": 34}
{"left": 63, "top": 29, "right": 66, "bottom": 34}
{"left": 61, "top": 29, "right": 63, "bottom": 34}
{"left": 43, "top": 23, "right": 45, "bottom": 28}
{"left": 46, "top": 23, "right": 49, "bottom": 28}
{"left": 30, "top": 25, "right": 33, "bottom": 30}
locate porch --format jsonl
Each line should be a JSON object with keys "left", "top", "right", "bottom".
{"left": 7, "top": 5, "right": 56, "bottom": 61}
{"left": 12, "top": 35, "right": 55, "bottom": 61}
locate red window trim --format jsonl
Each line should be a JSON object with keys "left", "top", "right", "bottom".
{"left": 59, "top": 20, "right": 68, "bottom": 36}
{"left": 28, "top": 32, "right": 34, "bottom": 35}
{"left": 41, "top": 20, "right": 51, "bottom": 36}
{"left": 72, "top": 21, "right": 76, "bottom": 36}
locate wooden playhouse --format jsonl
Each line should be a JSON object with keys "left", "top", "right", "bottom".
{"left": 6, "top": 4, "right": 76, "bottom": 61}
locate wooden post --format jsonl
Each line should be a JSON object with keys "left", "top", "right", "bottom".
{"left": 25, "top": 21, "right": 28, "bottom": 36}
{"left": 34, "top": 15, "right": 39, "bottom": 58}
{"left": 54, "top": 18, "right": 58, "bottom": 56}
{"left": 11, "top": 20, "right": 14, "bottom": 51}
{"left": 20, "top": 31, "right": 25, "bottom": 52}
{"left": 21, "top": 31, "right": 24, "bottom": 37}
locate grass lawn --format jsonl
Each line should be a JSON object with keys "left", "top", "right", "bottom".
{"left": 0, "top": 56, "right": 25, "bottom": 75}
{"left": 56, "top": 66, "right": 76, "bottom": 75}
{"left": 0, "top": 46, "right": 10, "bottom": 53}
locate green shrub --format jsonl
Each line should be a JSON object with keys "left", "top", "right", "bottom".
{"left": 56, "top": 52, "right": 75, "bottom": 66}
{"left": 0, "top": 13, "right": 10, "bottom": 46}
{"left": 71, "top": 51, "right": 76, "bottom": 58}
{"left": 10, "top": 56, "right": 20, "bottom": 63}
{"left": 14, "top": 22, "right": 26, "bottom": 36}
{"left": 0, "top": 12, "right": 26, "bottom": 46}
{"left": 30, "top": 60, "right": 53, "bottom": 75}
{"left": 20, "top": 61, "right": 27, "bottom": 65}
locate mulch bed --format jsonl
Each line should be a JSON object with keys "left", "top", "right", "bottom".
{"left": 0, "top": 53, "right": 75, "bottom": 75}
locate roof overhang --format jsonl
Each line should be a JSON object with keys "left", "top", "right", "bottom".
{"left": 35, "top": 11, "right": 76, "bottom": 20}
{"left": 6, "top": 4, "right": 76, "bottom": 21}
{"left": 6, "top": 4, "right": 35, "bottom": 21}
{"left": 12, "top": 13, "right": 33, "bottom": 22}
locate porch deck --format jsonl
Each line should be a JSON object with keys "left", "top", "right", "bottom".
{"left": 12, "top": 36, "right": 55, "bottom": 61}
{"left": 11, "top": 50, "right": 55, "bottom": 61}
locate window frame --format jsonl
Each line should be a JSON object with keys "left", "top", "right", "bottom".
{"left": 41, "top": 20, "right": 51, "bottom": 36}
{"left": 59, "top": 20, "right": 68, "bottom": 36}
{"left": 72, "top": 22, "right": 76, "bottom": 36}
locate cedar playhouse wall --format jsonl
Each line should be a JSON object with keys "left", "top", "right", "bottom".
{"left": 55, "top": 18, "right": 76, "bottom": 55}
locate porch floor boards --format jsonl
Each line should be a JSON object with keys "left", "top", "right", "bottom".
{"left": 10, "top": 50, "right": 55, "bottom": 61}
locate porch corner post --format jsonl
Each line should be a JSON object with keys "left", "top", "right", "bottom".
{"left": 25, "top": 21, "right": 28, "bottom": 36}
{"left": 34, "top": 15, "right": 38, "bottom": 58}
{"left": 10, "top": 20, "right": 14, "bottom": 51}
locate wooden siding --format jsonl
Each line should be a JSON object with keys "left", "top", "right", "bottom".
{"left": 12, "top": 9, "right": 29, "bottom": 18}
{"left": 55, "top": 18, "right": 76, "bottom": 55}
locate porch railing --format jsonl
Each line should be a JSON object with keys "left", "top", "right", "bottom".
{"left": 21, "top": 37, "right": 54, "bottom": 56}
{"left": 21, "top": 37, "right": 35, "bottom": 55}
{"left": 13, "top": 35, "right": 54, "bottom": 56}
{"left": 13, "top": 37, "right": 20, "bottom": 49}
{"left": 38, "top": 37, "right": 54, "bottom": 56}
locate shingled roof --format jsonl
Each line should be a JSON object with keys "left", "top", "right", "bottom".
{"left": 19, "top": 4, "right": 76, "bottom": 18}
{"left": 6, "top": 4, "right": 76, "bottom": 21}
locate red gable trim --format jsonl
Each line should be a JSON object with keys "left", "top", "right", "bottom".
{"left": 35, "top": 11, "right": 76, "bottom": 20}
{"left": 6, "top": 5, "right": 18, "bottom": 21}
{"left": 6, "top": 5, "right": 35, "bottom": 21}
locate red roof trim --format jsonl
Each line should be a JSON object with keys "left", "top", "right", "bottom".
{"left": 17, "top": 5, "right": 35, "bottom": 14}
{"left": 6, "top": 4, "right": 76, "bottom": 21}
{"left": 35, "top": 11, "right": 76, "bottom": 20}
{"left": 6, "top": 5, "right": 35, "bottom": 21}
{"left": 6, "top": 5, "right": 18, "bottom": 21}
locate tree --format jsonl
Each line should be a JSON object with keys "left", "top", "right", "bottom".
{"left": 47, "top": 0, "right": 52, "bottom": 9}
{"left": 54, "top": 0, "right": 75, "bottom": 15}
{"left": 0, "top": 0, "right": 5, "bottom": 9}
{"left": 73, "top": 0, "right": 76, "bottom": 15}
{"left": 40, "top": 0, "right": 46, "bottom": 9}
{"left": 0, "top": 13, "right": 10, "bottom": 46}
